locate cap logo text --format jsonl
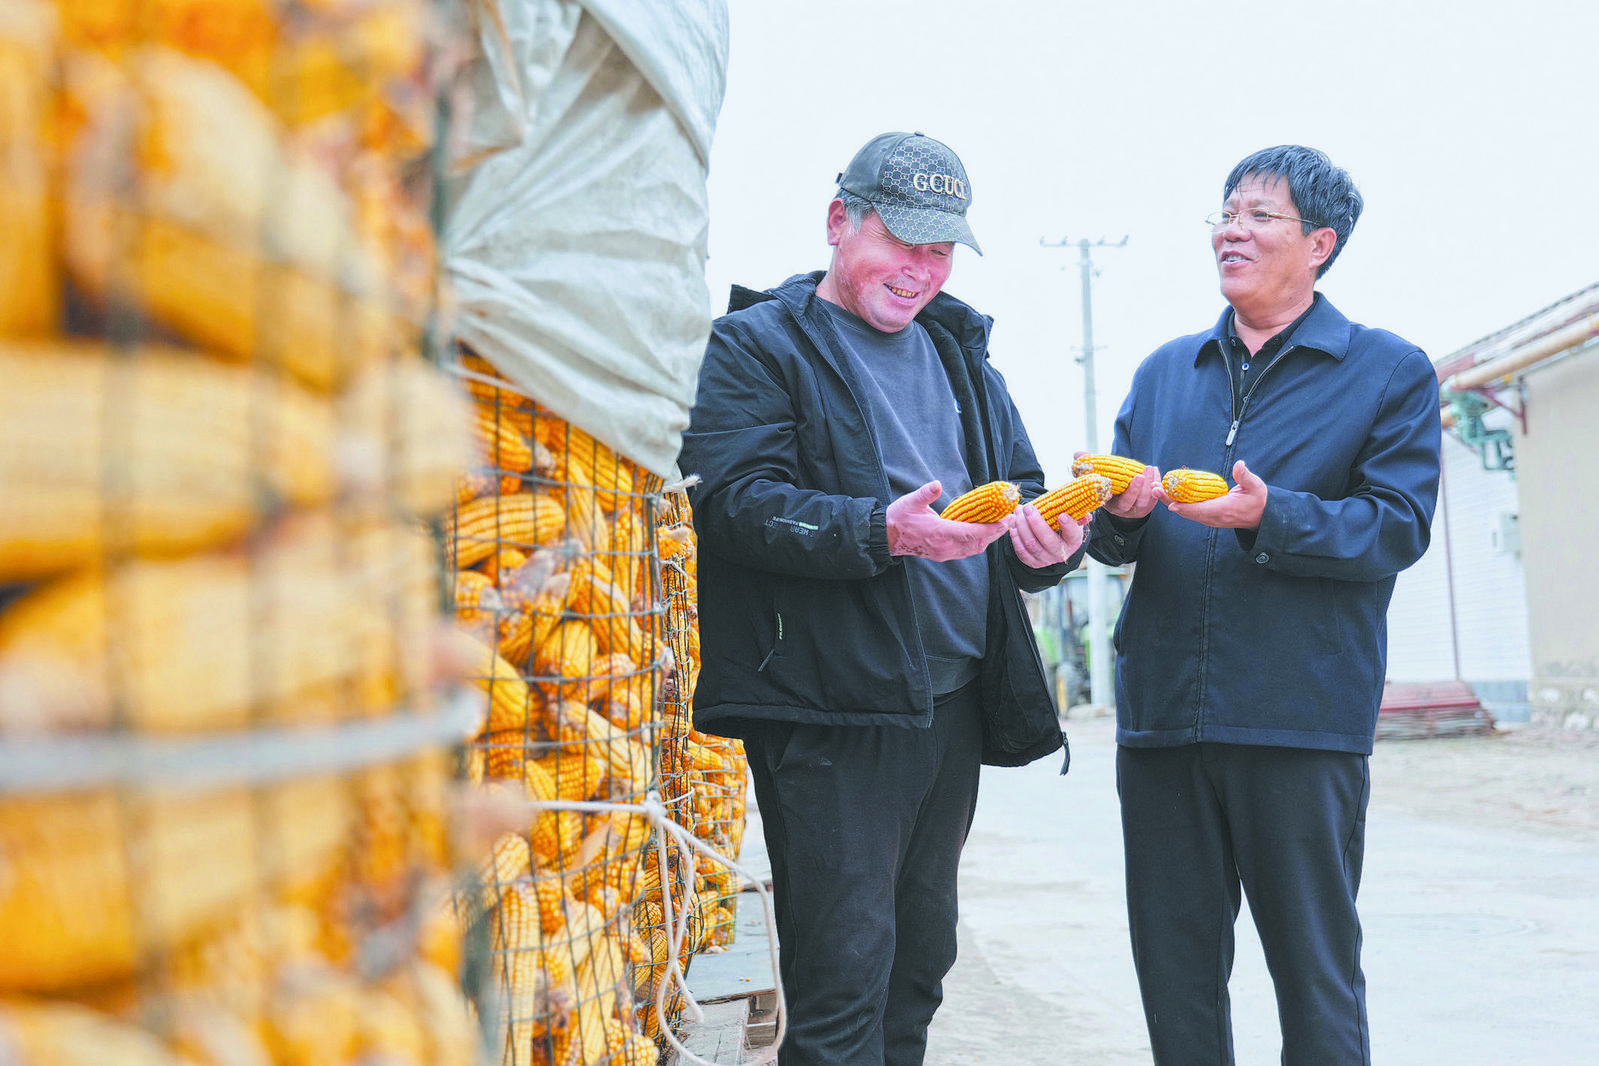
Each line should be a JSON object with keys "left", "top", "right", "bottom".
{"left": 912, "top": 172, "right": 967, "bottom": 200}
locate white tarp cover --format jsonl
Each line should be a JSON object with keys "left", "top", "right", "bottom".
{"left": 444, "top": 0, "right": 729, "bottom": 477}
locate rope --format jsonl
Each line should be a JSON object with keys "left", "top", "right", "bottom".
{"left": 527, "top": 790, "right": 784, "bottom": 1065}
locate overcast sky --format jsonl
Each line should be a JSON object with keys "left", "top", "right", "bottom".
{"left": 702, "top": 0, "right": 1598, "bottom": 480}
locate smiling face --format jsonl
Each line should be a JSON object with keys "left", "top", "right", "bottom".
{"left": 816, "top": 202, "right": 955, "bottom": 333}
{"left": 1213, "top": 174, "right": 1335, "bottom": 329}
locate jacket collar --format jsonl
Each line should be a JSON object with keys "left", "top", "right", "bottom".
{"left": 1195, "top": 291, "right": 1352, "bottom": 365}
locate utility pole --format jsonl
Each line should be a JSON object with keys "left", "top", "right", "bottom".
{"left": 1041, "top": 234, "right": 1127, "bottom": 713}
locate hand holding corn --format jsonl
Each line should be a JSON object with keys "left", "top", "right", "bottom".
{"left": 1073, "top": 453, "right": 1163, "bottom": 521}
{"left": 1158, "top": 460, "right": 1267, "bottom": 530}
{"left": 1007, "top": 496, "right": 1083, "bottom": 568}
{"left": 887, "top": 481, "right": 1010, "bottom": 561}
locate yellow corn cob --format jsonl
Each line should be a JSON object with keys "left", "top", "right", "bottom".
{"left": 554, "top": 998, "right": 610, "bottom": 1066}
{"left": 621, "top": 1030, "right": 660, "bottom": 1066}
{"left": 1070, "top": 453, "right": 1149, "bottom": 495}
{"left": 493, "top": 883, "right": 558, "bottom": 1060}
{"left": 60, "top": 46, "right": 412, "bottom": 391}
{"left": 533, "top": 877, "right": 571, "bottom": 934}
{"left": 0, "top": 516, "right": 435, "bottom": 733}
{"left": 1032, "top": 474, "right": 1114, "bottom": 530}
{"left": 57, "top": 0, "right": 430, "bottom": 131}
{"left": 551, "top": 702, "right": 652, "bottom": 794}
{"left": 0, "top": 999, "right": 196, "bottom": 1066}
{"left": 446, "top": 492, "right": 568, "bottom": 569}
{"left": 449, "top": 630, "right": 540, "bottom": 734}
{"left": 0, "top": 774, "right": 349, "bottom": 992}
{"left": 533, "top": 810, "right": 586, "bottom": 869}
{"left": 387, "top": 960, "right": 480, "bottom": 1066}
{"left": 1163, "top": 467, "right": 1230, "bottom": 503}
{"left": 565, "top": 559, "right": 650, "bottom": 663}
{"left": 480, "top": 546, "right": 528, "bottom": 584}
{"left": 474, "top": 406, "right": 535, "bottom": 473}
{"left": 0, "top": 342, "right": 334, "bottom": 580}
{"left": 532, "top": 621, "right": 601, "bottom": 697}
{"left": 337, "top": 356, "right": 476, "bottom": 519}
{"left": 572, "top": 932, "right": 629, "bottom": 1021}
{"left": 0, "top": 2, "right": 58, "bottom": 338}
{"left": 460, "top": 350, "right": 534, "bottom": 413}
{"left": 537, "top": 752, "right": 608, "bottom": 803}
{"left": 455, "top": 570, "right": 499, "bottom": 627}
{"left": 941, "top": 480, "right": 1020, "bottom": 523}
{"left": 478, "top": 833, "right": 532, "bottom": 908}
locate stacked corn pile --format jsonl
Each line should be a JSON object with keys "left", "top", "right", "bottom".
{"left": 446, "top": 349, "right": 662, "bottom": 1066}
{"left": 0, "top": 2, "right": 485, "bottom": 1063}
{"left": 653, "top": 495, "right": 747, "bottom": 952}
{"left": 445, "top": 353, "right": 751, "bottom": 1061}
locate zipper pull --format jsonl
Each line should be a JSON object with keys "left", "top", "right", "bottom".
{"left": 1225, "top": 420, "right": 1240, "bottom": 447}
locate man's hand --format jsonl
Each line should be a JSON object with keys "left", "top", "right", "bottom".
{"left": 887, "top": 481, "right": 1009, "bottom": 561}
{"left": 1007, "top": 502, "right": 1082, "bottom": 568}
{"left": 1102, "top": 462, "right": 1163, "bottom": 521}
{"left": 1160, "top": 459, "right": 1267, "bottom": 529}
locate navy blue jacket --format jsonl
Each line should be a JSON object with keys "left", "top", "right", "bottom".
{"left": 678, "top": 272, "right": 1080, "bottom": 767}
{"left": 1087, "top": 295, "right": 1441, "bottom": 755}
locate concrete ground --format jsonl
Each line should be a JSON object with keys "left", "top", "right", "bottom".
{"left": 926, "top": 714, "right": 1599, "bottom": 1065}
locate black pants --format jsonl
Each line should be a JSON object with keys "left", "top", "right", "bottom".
{"left": 1117, "top": 742, "right": 1371, "bottom": 1066}
{"left": 743, "top": 682, "right": 984, "bottom": 1066}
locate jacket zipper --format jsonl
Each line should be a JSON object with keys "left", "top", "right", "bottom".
{"left": 1224, "top": 344, "right": 1297, "bottom": 449}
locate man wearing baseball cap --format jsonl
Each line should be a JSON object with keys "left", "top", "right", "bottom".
{"left": 677, "top": 132, "right": 1084, "bottom": 1065}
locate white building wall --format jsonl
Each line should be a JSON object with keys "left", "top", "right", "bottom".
{"left": 1385, "top": 427, "right": 1532, "bottom": 699}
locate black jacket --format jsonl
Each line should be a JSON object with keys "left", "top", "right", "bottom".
{"left": 1087, "top": 295, "right": 1442, "bottom": 754}
{"left": 677, "top": 272, "right": 1079, "bottom": 767}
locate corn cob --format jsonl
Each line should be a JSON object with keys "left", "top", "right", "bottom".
{"left": 493, "top": 884, "right": 558, "bottom": 1060}
{"left": 459, "top": 350, "right": 534, "bottom": 414}
{"left": 537, "top": 752, "right": 608, "bottom": 803}
{"left": 446, "top": 492, "right": 568, "bottom": 568}
{"left": 1070, "top": 453, "right": 1148, "bottom": 495}
{"left": 61, "top": 46, "right": 410, "bottom": 391}
{"left": 0, "top": 775, "right": 349, "bottom": 992}
{"left": 533, "top": 878, "right": 571, "bottom": 935}
{"left": 533, "top": 811, "right": 586, "bottom": 868}
{"left": 338, "top": 356, "right": 476, "bottom": 519}
{"left": 0, "top": 2, "right": 57, "bottom": 337}
{"left": 532, "top": 621, "right": 601, "bottom": 696}
{"left": 621, "top": 1030, "right": 659, "bottom": 1066}
{"left": 941, "top": 480, "right": 1020, "bottom": 523}
{"left": 478, "top": 833, "right": 532, "bottom": 909}
{"left": 0, "top": 342, "right": 334, "bottom": 579}
{"left": 480, "top": 547, "right": 528, "bottom": 584}
{"left": 1162, "top": 467, "right": 1230, "bottom": 503}
{"left": 0, "top": 999, "right": 196, "bottom": 1066}
{"left": 474, "top": 406, "right": 535, "bottom": 473}
{"left": 454, "top": 570, "right": 499, "bottom": 627}
{"left": 0, "top": 516, "right": 436, "bottom": 734}
{"left": 448, "top": 629, "right": 541, "bottom": 734}
{"left": 1032, "top": 474, "right": 1114, "bottom": 530}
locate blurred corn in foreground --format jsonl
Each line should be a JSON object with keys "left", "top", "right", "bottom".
{"left": 0, "top": 2, "right": 483, "bottom": 1064}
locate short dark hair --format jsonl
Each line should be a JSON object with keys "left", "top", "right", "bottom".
{"left": 1223, "top": 145, "right": 1363, "bottom": 278}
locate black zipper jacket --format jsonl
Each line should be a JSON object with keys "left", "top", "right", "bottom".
{"left": 677, "top": 272, "right": 1079, "bottom": 768}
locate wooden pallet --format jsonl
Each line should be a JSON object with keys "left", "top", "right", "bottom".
{"left": 1378, "top": 680, "right": 1497, "bottom": 740}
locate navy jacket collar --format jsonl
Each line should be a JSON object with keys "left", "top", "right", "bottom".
{"left": 1195, "top": 292, "right": 1352, "bottom": 365}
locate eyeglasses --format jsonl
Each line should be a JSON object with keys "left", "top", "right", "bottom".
{"left": 1204, "top": 209, "right": 1315, "bottom": 231}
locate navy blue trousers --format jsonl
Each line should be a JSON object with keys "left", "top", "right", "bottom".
{"left": 742, "top": 682, "right": 983, "bottom": 1066}
{"left": 1117, "top": 742, "right": 1371, "bottom": 1066}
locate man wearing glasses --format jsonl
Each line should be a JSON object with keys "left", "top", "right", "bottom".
{"left": 1084, "top": 145, "right": 1442, "bottom": 1063}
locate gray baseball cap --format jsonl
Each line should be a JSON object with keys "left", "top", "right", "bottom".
{"left": 836, "top": 131, "right": 982, "bottom": 254}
